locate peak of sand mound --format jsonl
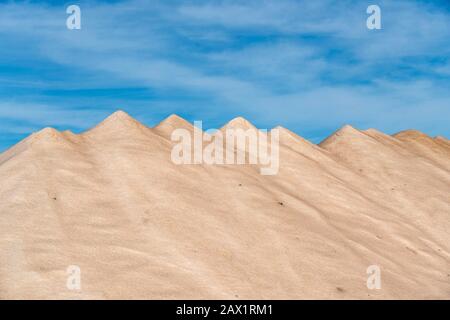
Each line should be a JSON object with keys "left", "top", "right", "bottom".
{"left": 393, "top": 129, "right": 432, "bottom": 141}
{"left": 28, "top": 127, "right": 71, "bottom": 146}
{"left": 394, "top": 129, "right": 447, "bottom": 152}
{"left": 31, "top": 127, "right": 61, "bottom": 139}
{"left": 11, "top": 127, "right": 81, "bottom": 153}
{"left": 326, "top": 125, "right": 361, "bottom": 139}
{"left": 153, "top": 114, "right": 194, "bottom": 138}
{"left": 0, "top": 128, "right": 64, "bottom": 165}
{"left": 392, "top": 130, "right": 450, "bottom": 167}
{"left": 318, "top": 125, "right": 367, "bottom": 149}
{"left": 334, "top": 124, "right": 360, "bottom": 136}
{"left": 222, "top": 117, "right": 256, "bottom": 131}
{"left": 96, "top": 110, "right": 140, "bottom": 128}
{"left": 83, "top": 110, "right": 150, "bottom": 139}
{"left": 155, "top": 114, "right": 193, "bottom": 130}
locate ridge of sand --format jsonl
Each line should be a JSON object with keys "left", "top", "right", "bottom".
{"left": 435, "top": 135, "right": 450, "bottom": 143}
{"left": 319, "top": 125, "right": 367, "bottom": 149}
{"left": 221, "top": 116, "right": 257, "bottom": 131}
{"left": 275, "top": 125, "right": 321, "bottom": 148}
{"left": 0, "top": 112, "right": 449, "bottom": 300}
{"left": 393, "top": 129, "right": 431, "bottom": 141}
{"left": 153, "top": 114, "right": 194, "bottom": 139}
{"left": 83, "top": 110, "right": 152, "bottom": 140}
{"left": 274, "top": 125, "right": 331, "bottom": 162}
{"left": 361, "top": 128, "right": 413, "bottom": 153}
{"left": 364, "top": 128, "right": 399, "bottom": 142}
{"left": 393, "top": 130, "right": 450, "bottom": 170}
{"left": 393, "top": 129, "right": 447, "bottom": 152}
{"left": 435, "top": 135, "right": 450, "bottom": 148}
{"left": 275, "top": 125, "right": 305, "bottom": 143}
{"left": 393, "top": 129, "right": 443, "bottom": 151}
{"left": 25, "top": 127, "right": 80, "bottom": 149}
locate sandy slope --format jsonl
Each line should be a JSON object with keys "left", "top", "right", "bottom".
{"left": 0, "top": 111, "right": 449, "bottom": 299}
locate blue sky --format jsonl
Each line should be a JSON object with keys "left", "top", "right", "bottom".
{"left": 0, "top": 0, "right": 449, "bottom": 151}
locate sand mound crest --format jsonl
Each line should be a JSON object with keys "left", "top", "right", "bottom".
{"left": 83, "top": 110, "right": 151, "bottom": 140}
{"left": 153, "top": 114, "right": 194, "bottom": 138}
{"left": 221, "top": 117, "right": 257, "bottom": 131}
{"left": 0, "top": 111, "right": 449, "bottom": 300}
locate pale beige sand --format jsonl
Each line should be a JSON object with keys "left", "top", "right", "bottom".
{"left": 0, "top": 111, "right": 449, "bottom": 299}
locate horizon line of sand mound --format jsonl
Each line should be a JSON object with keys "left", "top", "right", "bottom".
{"left": 4, "top": 110, "right": 449, "bottom": 149}
{"left": 0, "top": 110, "right": 449, "bottom": 300}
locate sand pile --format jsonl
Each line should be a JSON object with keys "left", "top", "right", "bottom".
{"left": 0, "top": 111, "right": 449, "bottom": 299}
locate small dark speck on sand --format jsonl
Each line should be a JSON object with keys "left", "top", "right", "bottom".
{"left": 406, "top": 246, "right": 417, "bottom": 255}
{"left": 336, "top": 287, "right": 344, "bottom": 292}
{"left": 278, "top": 202, "right": 284, "bottom": 206}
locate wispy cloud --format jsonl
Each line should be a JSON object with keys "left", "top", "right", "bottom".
{"left": 0, "top": 0, "right": 449, "bottom": 150}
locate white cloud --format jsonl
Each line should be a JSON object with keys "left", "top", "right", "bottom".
{"left": 0, "top": 0, "right": 448, "bottom": 146}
